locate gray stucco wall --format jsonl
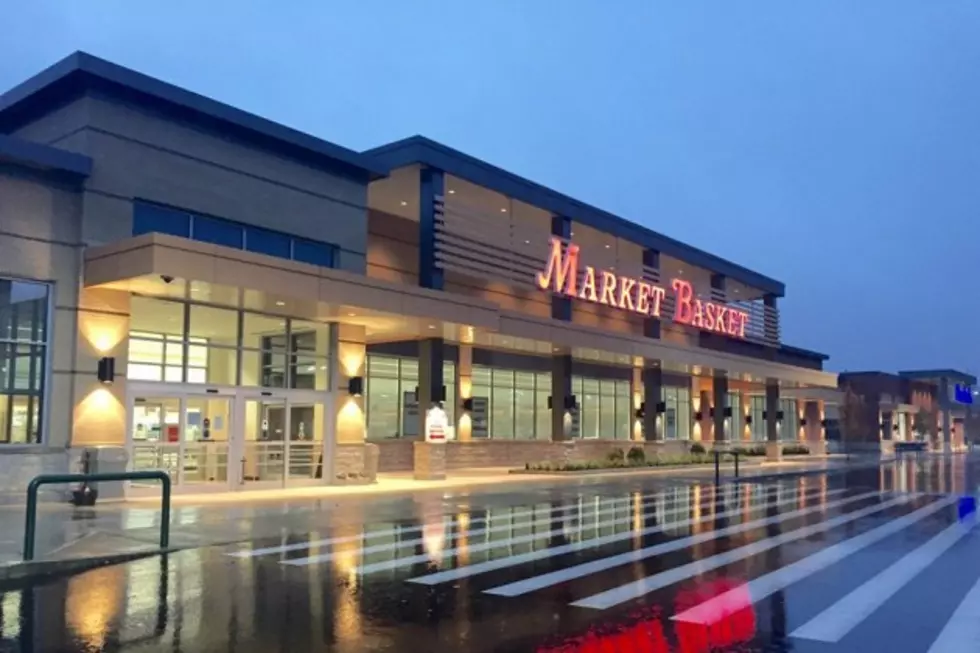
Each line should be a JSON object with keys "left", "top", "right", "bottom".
{"left": 13, "top": 92, "right": 369, "bottom": 273}
{"left": 0, "top": 166, "right": 84, "bottom": 461}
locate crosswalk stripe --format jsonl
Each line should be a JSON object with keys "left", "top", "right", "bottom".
{"left": 287, "top": 486, "right": 832, "bottom": 570}
{"left": 572, "top": 493, "right": 919, "bottom": 610}
{"left": 791, "top": 515, "right": 975, "bottom": 642}
{"left": 669, "top": 494, "right": 957, "bottom": 624}
{"left": 280, "top": 485, "right": 786, "bottom": 567}
{"left": 927, "top": 570, "right": 980, "bottom": 652}
{"left": 407, "top": 488, "right": 851, "bottom": 586}
{"left": 227, "top": 483, "right": 749, "bottom": 559}
{"left": 485, "top": 490, "right": 880, "bottom": 598}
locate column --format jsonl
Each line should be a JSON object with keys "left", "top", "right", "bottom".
{"left": 419, "top": 167, "right": 445, "bottom": 290}
{"left": 630, "top": 367, "right": 643, "bottom": 440}
{"left": 551, "top": 215, "right": 572, "bottom": 321}
{"left": 803, "top": 400, "right": 826, "bottom": 455}
{"left": 765, "top": 381, "right": 780, "bottom": 460}
{"left": 329, "top": 324, "right": 372, "bottom": 483}
{"left": 642, "top": 365, "right": 662, "bottom": 441}
{"left": 940, "top": 377, "right": 953, "bottom": 453}
{"left": 416, "top": 337, "right": 445, "bottom": 435}
{"left": 456, "top": 344, "right": 472, "bottom": 442}
{"left": 713, "top": 373, "right": 728, "bottom": 446}
{"left": 551, "top": 353, "right": 573, "bottom": 441}
{"left": 642, "top": 249, "right": 661, "bottom": 338}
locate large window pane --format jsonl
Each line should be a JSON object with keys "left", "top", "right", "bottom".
{"left": 292, "top": 238, "right": 334, "bottom": 268}
{"left": 245, "top": 226, "right": 291, "bottom": 259}
{"left": 514, "top": 372, "right": 535, "bottom": 440}
{"left": 132, "top": 202, "right": 191, "bottom": 238}
{"left": 188, "top": 305, "right": 238, "bottom": 347}
{"left": 535, "top": 372, "right": 551, "bottom": 439}
{"left": 492, "top": 369, "right": 515, "bottom": 439}
{"left": 130, "top": 296, "right": 184, "bottom": 337}
{"left": 0, "top": 279, "right": 48, "bottom": 445}
{"left": 580, "top": 378, "right": 600, "bottom": 439}
{"left": 367, "top": 377, "right": 400, "bottom": 439}
{"left": 242, "top": 313, "right": 287, "bottom": 350}
{"left": 192, "top": 215, "right": 244, "bottom": 249}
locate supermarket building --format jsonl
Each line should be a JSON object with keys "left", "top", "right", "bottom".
{"left": 0, "top": 52, "right": 841, "bottom": 495}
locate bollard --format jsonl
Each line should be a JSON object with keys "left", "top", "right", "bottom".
{"left": 23, "top": 470, "right": 171, "bottom": 561}
{"left": 734, "top": 452, "right": 740, "bottom": 478}
{"left": 714, "top": 450, "right": 721, "bottom": 486}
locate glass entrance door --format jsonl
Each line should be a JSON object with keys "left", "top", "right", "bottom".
{"left": 237, "top": 398, "right": 288, "bottom": 489}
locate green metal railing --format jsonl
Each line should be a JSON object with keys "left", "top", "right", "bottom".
{"left": 23, "top": 470, "right": 171, "bottom": 561}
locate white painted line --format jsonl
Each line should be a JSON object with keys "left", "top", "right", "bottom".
{"left": 285, "top": 485, "right": 808, "bottom": 570}
{"left": 281, "top": 486, "right": 768, "bottom": 567}
{"left": 334, "top": 484, "right": 836, "bottom": 574}
{"left": 927, "top": 569, "right": 980, "bottom": 653}
{"left": 669, "top": 495, "right": 957, "bottom": 623}
{"left": 485, "top": 489, "right": 878, "bottom": 598}
{"left": 407, "top": 488, "right": 850, "bottom": 586}
{"left": 792, "top": 515, "right": 975, "bottom": 642}
{"left": 231, "top": 483, "right": 759, "bottom": 559}
{"left": 574, "top": 493, "right": 920, "bottom": 610}
{"left": 228, "top": 490, "right": 656, "bottom": 558}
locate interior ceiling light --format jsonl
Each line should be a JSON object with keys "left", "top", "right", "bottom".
{"left": 400, "top": 200, "right": 408, "bottom": 206}
{"left": 448, "top": 189, "right": 455, "bottom": 194}
{"left": 275, "top": 301, "right": 285, "bottom": 306}
{"left": 500, "top": 207, "right": 507, "bottom": 213}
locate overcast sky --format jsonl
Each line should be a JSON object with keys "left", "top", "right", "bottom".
{"left": 3, "top": 1, "right": 979, "bottom": 375}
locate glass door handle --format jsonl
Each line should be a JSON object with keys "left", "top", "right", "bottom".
{"left": 240, "top": 457, "right": 246, "bottom": 485}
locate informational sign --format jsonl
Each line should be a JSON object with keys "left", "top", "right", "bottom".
{"left": 402, "top": 391, "right": 420, "bottom": 437}
{"left": 569, "top": 406, "right": 581, "bottom": 438}
{"left": 166, "top": 424, "right": 179, "bottom": 443}
{"left": 536, "top": 237, "right": 749, "bottom": 339}
{"left": 952, "top": 384, "right": 974, "bottom": 405}
{"left": 470, "top": 397, "right": 489, "bottom": 438}
{"left": 425, "top": 405, "right": 448, "bottom": 442}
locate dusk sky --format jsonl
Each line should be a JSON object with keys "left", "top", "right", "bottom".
{"left": 3, "top": 1, "right": 978, "bottom": 375}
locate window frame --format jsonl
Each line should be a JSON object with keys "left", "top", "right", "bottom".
{"left": 0, "top": 278, "right": 52, "bottom": 446}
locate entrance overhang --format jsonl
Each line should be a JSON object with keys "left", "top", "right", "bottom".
{"left": 85, "top": 234, "right": 838, "bottom": 390}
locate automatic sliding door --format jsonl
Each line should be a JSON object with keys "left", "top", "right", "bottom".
{"left": 286, "top": 400, "right": 326, "bottom": 484}
{"left": 240, "top": 398, "right": 286, "bottom": 488}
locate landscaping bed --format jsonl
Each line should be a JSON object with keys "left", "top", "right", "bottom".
{"left": 513, "top": 443, "right": 811, "bottom": 474}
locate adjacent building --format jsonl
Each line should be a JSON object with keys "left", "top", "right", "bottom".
{"left": 0, "top": 52, "right": 844, "bottom": 496}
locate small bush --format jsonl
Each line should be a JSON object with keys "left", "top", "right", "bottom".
{"left": 606, "top": 448, "right": 626, "bottom": 463}
{"left": 690, "top": 443, "right": 706, "bottom": 455}
{"left": 626, "top": 446, "right": 646, "bottom": 464}
{"left": 782, "top": 444, "right": 810, "bottom": 456}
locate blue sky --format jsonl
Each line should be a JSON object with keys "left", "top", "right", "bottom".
{"left": 3, "top": 1, "right": 979, "bottom": 375}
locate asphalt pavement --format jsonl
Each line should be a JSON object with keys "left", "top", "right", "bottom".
{"left": 1, "top": 454, "right": 978, "bottom": 652}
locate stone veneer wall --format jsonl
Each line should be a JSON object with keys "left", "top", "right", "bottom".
{"left": 0, "top": 450, "right": 71, "bottom": 500}
{"left": 375, "top": 439, "right": 699, "bottom": 472}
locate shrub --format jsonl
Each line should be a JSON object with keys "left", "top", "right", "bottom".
{"left": 690, "top": 443, "right": 706, "bottom": 455}
{"left": 782, "top": 444, "right": 810, "bottom": 456}
{"left": 606, "top": 448, "right": 626, "bottom": 463}
{"left": 626, "top": 446, "right": 646, "bottom": 464}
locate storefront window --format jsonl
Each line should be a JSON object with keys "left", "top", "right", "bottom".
{"left": 662, "top": 386, "right": 692, "bottom": 441}
{"left": 750, "top": 396, "right": 766, "bottom": 441}
{"left": 0, "top": 279, "right": 49, "bottom": 444}
{"left": 128, "top": 296, "right": 333, "bottom": 389}
{"left": 780, "top": 398, "right": 799, "bottom": 441}
{"left": 469, "top": 364, "right": 551, "bottom": 439}
{"left": 727, "top": 392, "right": 742, "bottom": 441}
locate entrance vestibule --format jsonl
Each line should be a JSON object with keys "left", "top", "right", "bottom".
{"left": 128, "top": 382, "right": 332, "bottom": 494}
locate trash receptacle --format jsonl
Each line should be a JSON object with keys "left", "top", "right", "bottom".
{"left": 86, "top": 446, "right": 130, "bottom": 500}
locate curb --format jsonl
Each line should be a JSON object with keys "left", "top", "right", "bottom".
{"left": 0, "top": 548, "right": 174, "bottom": 585}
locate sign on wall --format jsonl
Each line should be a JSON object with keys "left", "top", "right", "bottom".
{"left": 536, "top": 237, "right": 750, "bottom": 339}
{"left": 952, "top": 384, "right": 974, "bottom": 405}
{"left": 470, "top": 397, "right": 489, "bottom": 438}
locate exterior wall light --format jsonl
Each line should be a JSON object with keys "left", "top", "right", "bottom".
{"left": 635, "top": 402, "right": 645, "bottom": 419}
{"left": 97, "top": 356, "right": 115, "bottom": 385}
{"left": 655, "top": 402, "right": 666, "bottom": 414}
{"left": 462, "top": 397, "right": 474, "bottom": 412}
{"left": 724, "top": 407, "right": 733, "bottom": 418}
{"left": 347, "top": 376, "right": 364, "bottom": 396}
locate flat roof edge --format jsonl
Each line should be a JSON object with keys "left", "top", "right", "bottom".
{"left": 0, "top": 51, "right": 389, "bottom": 180}
{"left": 365, "top": 135, "right": 786, "bottom": 296}
{"left": 0, "top": 133, "right": 91, "bottom": 177}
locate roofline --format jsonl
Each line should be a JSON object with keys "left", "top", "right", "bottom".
{"left": 0, "top": 51, "right": 389, "bottom": 180}
{"left": 0, "top": 133, "right": 91, "bottom": 177}
{"left": 779, "top": 343, "right": 829, "bottom": 362}
{"left": 364, "top": 135, "right": 786, "bottom": 296}
{"left": 898, "top": 369, "right": 977, "bottom": 385}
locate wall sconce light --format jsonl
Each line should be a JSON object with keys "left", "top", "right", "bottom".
{"left": 708, "top": 407, "right": 715, "bottom": 418}
{"left": 564, "top": 395, "right": 578, "bottom": 411}
{"left": 694, "top": 411, "right": 703, "bottom": 421}
{"left": 724, "top": 407, "right": 733, "bottom": 418}
{"left": 97, "top": 356, "right": 115, "bottom": 385}
{"left": 800, "top": 418, "right": 808, "bottom": 426}
{"left": 745, "top": 415, "right": 753, "bottom": 425}
{"left": 347, "top": 376, "right": 364, "bottom": 396}
{"left": 635, "top": 402, "right": 645, "bottom": 419}
{"left": 462, "top": 397, "right": 474, "bottom": 412}
{"left": 820, "top": 419, "right": 828, "bottom": 428}
{"left": 655, "top": 401, "right": 666, "bottom": 414}
{"left": 777, "top": 410, "right": 785, "bottom": 422}
{"left": 892, "top": 423, "right": 900, "bottom": 432}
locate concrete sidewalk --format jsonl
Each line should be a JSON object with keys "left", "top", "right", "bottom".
{"left": 0, "top": 454, "right": 885, "bottom": 578}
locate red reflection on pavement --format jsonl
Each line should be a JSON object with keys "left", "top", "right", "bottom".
{"left": 536, "top": 578, "right": 754, "bottom": 653}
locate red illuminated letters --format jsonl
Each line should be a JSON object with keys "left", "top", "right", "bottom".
{"left": 537, "top": 239, "right": 749, "bottom": 339}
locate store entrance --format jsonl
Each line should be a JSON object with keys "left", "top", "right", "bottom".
{"left": 128, "top": 383, "right": 332, "bottom": 494}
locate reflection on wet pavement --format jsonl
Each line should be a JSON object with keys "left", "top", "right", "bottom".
{"left": 2, "top": 455, "right": 980, "bottom": 652}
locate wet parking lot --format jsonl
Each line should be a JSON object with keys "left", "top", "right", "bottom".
{"left": 2, "top": 456, "right": 980, "bottom": 652}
